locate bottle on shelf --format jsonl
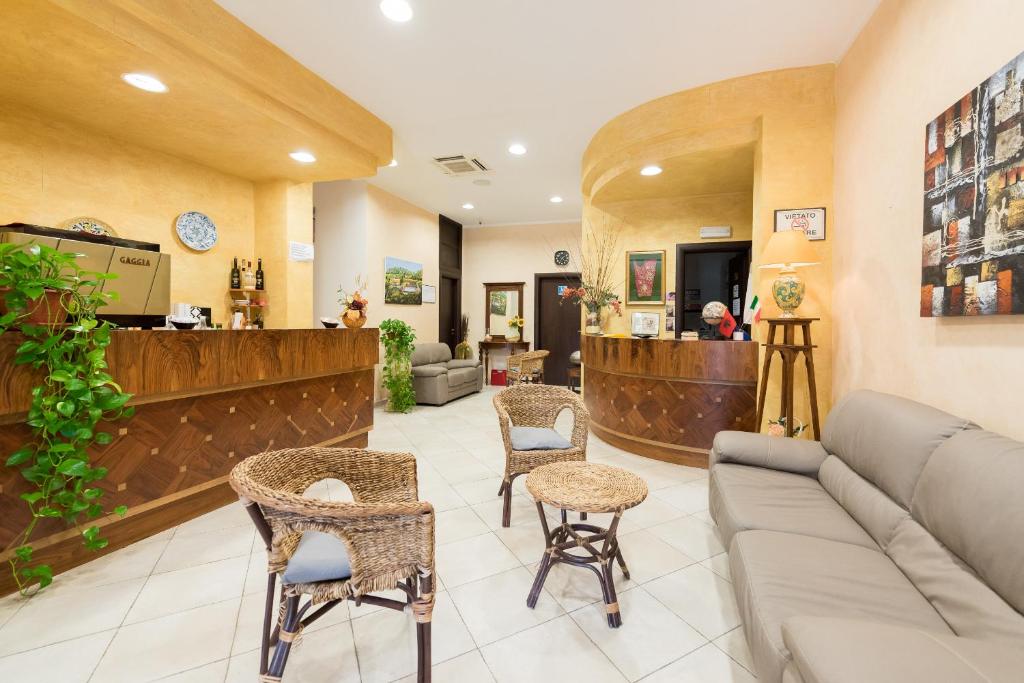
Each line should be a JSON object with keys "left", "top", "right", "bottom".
{"left": 255, "top": 257, "right": 264, "bottom": 290}
{"left": 230, "top": 257, "right": 241, "bottom": 289}
{"left": 242, "top": 260, "right": 257, "bottom": 290}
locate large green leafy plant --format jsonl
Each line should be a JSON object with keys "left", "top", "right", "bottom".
{"left": 0, "top": 241, "right": 133, "bottom": 595}
{"left": 378, "top": 318, "right": 416, "bottom": 413}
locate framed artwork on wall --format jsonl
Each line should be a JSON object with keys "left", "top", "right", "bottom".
{"left": 922, "top": 50, "right": 1024, "bottom": 316}
{"left": 625, "top": 249, "right": 665, "bottom": 304}
{"left": 384, "top": 256, "right": 423, "bottom": 305}
{"left": 422, "top": 284, "right": 436, "bottom": 304}
{"left": 774, "top": 207, "right": 826, "bottom": 240}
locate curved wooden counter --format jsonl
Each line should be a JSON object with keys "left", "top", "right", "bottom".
{"left": 0, "top": 329, "right": 378, "bottom": 595}
{"left": 582, "top": 335, "right": 758, "bottom": 467}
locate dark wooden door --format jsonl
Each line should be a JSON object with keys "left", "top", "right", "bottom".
{"left": 535, "top": 273, "right": 582, "bottom": 386}
{"left": 439, "top": 276, "right": 459, "bottom": 352}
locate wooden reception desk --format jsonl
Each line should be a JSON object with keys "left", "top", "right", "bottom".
{"left": 0, "top": 328, "right": 377, "bottom": 595}
{"left": 581, "top": 335, "right": 758, "bottom": 468}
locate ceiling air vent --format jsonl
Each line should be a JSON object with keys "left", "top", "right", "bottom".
{"left": 432, "top": 154, "right": 491, "bottom": 176}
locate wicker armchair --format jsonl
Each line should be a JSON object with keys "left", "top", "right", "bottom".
{"left": 229, "top": 447, "right": 435, "bottom": 683}
{"left": 493, "top": 384, "right": 589, "bottom": 526}
{"left": 506, "top": 349, "right": 550, "bottom": 385}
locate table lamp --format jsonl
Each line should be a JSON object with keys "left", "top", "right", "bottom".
{"left": 758, "top": 230, "right": 818, "bottom": 318}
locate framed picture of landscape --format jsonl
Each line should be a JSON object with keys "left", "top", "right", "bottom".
{"left": 384, "top": 256, "right": 423, "bottom": 305}
{"left": 625, "top": 249, "right": 665, "bottom": 304}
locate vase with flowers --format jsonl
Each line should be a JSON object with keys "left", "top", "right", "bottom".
{"left": 506, "top": 315, "right": 525, "bottom": 342}
{"left": 558, "top": 216, "right": 624, "bottom": 334}
{"left": 337, "top": 275, "right": 368, "bottom": 329}
{"left": 561, "top": 286, "right": 621, "bottom": 335}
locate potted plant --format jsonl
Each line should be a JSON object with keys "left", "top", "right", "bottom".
{"left": 559, "top": 217, "right": 624, "bottom": 334}
{"left": 337, "top": 275, "right": 369, "bottom": 329}
{"left": 0, "top": 241, "right": 133, "bottom": 595}
{"left": 506, "top": 315, "right": 525, "bottom": 342}
{"left": 454, "top": 314, "right": 473, "bottom": 360}
{"left": 379, "top": 318, "right": 416, "bottom": 412}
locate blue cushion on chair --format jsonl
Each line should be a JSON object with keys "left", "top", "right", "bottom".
{"left": 282, "top": 531, "right": 353, "bottom": 584}
{"left": 510, "top": 426, "right": 573, "bottom": 451}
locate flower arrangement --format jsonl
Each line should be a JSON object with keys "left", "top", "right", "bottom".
{"left": 337, "top": 275, "right": 368, "bottom": 329}
{"left": 558, "top": 216, "right": 623, "bottom": 334}
{"left": 507, "top": 315, "right": 525, "bottom": 341}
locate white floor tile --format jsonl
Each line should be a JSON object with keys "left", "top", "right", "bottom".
{"left": 492, "top": 522, "right": 547, "bottom": 564}
{"left": 644, "top": 565, "right": 741, "bottom": 639}
{"left": 648, "top": 516, "right": 726, "bottom": 562}
{"left": 621, "top": 496, "right": 687, "bottom": 529}
{"left": 55, "top": 537, "right": 168, "bottom": 591}
{"left": 471, "top": 493, "right": 542, "bottom": 530}
{"left": 449, "top": 567, "right": 564, "bottom": 645}
{"left": 393, "top": 648, "right": 495, "bottom": 682}
{"left": 0, "top": 578, "right": 145, "bottom": 656}
{"left": 614, "top": 529, "right": 697, "bottom": 584}
{"left": 713, "top": 626, "right": 755, "bottom": 673}
{"left": 481, "top": 615, "right": 626, "bottom": 682}
{"left": 0, "top": 629, "right": 114, "bottom": 683}
{"left": 701, "top": 553, "right": 732, "bottom": 582}
{"left": 125, "top": 555, "right": 247, "bottom": 624}
{"left": 639, "top": 643, "right": 756, "bottom": 682}
{"left": 173, "top": 502, "right": 253, "bottom": 538}
{"left": 160, "top": 658, "right": 230, "bottom": 682}
{"left": 153, "top": 523, "right": 255, "bottom": 574}
{"left": 91, "top": 598, "right": 240, "bottom": 683}
{"left": 570, "top": 588, "right": 707, "bottom": 681}
{"left": 436, "top": 533, "right": 521, "bottom": 588}
{"left": 435, "top": 507, "right": 491, "bottom": 546}
{"left": 652, "top": 479, "right": 711, "bottom": 514}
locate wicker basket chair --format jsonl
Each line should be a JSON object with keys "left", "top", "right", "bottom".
{"left": 229, "top": 447, "right": 435, "bottom": 683}
{"left": 493, "top": 384, "right": 589, "bottom": 526}
{"left": 506, "top": 349, "right": 550, "bottom": 385}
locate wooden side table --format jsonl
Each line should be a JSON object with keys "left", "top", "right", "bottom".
{"left": 478, "top": 339, "right": 530, "bottom": 377}
{"left": 754, "top": 317, "right": 821, "bottom": 439}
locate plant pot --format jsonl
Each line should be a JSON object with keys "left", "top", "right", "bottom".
{"left": 0, "top": 287, "right": 69, "bottom": 325}
{"left": 342, "top": 308, "right": 367, "bottom": 329}
{"left": 584, "top": 307, "right": 602, "bottom": 335}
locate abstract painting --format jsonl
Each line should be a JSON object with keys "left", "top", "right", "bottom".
{"left": 923, "top": 52, "right": 1024, "bottom": 316}
{"left": 384, "top": 256, "right": 423, "bottom": 305}
{"left": 626, "top": 250, "right": 665, "bottom": 304}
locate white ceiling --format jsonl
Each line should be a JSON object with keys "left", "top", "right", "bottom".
{"left": 215, "top": 0, "right": 879, "bottom": 227}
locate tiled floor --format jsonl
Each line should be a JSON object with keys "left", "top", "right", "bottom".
{"left": 0, "top": 386, "right": 755, "bottom": 682}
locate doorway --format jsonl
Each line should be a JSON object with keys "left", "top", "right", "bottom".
{"left": 438, "top": 215, "right": 462, "bottom": 352}
{"left": 534, "top": 272, "right": 582, "bottom": 386}
{"left": 675, "top": 241, "right": 751, "bottom": 336}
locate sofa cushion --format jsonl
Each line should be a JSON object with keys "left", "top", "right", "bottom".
{"left": 710, "top": 464, "right": 876, "bottom": 549}
{"left": 817, "top": 455, "right": 908, "bottom": 550}
{"left": 510, "top": 426, "right": 572, "bottom": 451}
{"left": 730, "top": 530, "right": 952, "bottom": 683}
{"left": 412, "top": 364, "right": 447, "bottom": 378}
{"left": 711, "top": 431, "right": 828, "bottom": 477}
{"left": 821, "top": 390, "right": 976, "bottom": 509}
{"left": 782, "top": 617, "right": 1024, "bottom": 683}
{"left": 446, "top": 366, "right": 478, "bottom": 387}
{"left": 447, "top": 359, "right": 480, "bottom": 369}
{"left": 282, "top": 531, "right": 352, "bottom": 585}
{"left": 411, "top": 343, "right": 452, "bottom": 367}
{"left": 910, "top": 429, "right": 1024, "bottom": 618}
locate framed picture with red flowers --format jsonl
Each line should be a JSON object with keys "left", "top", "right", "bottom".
{"left": 625, "top": 250, "right": 665, "bottom": 305}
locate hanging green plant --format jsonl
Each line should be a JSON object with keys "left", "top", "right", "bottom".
{"left": 378, "top": 318, "right": 416, "bottom": 413}
{"left": 0, "top": 241, "right": 133, "bottom": 595}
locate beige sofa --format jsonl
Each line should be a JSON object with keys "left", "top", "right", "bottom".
{"left": 709, "top": 390, "right": 1024, "bottom": 683}
{"left": 410, "top": 342, "right": 484, "bottom": 405}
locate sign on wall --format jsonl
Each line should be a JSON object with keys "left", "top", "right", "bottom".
{"left": 774, "top": 208, "right": 826, "bottom": 241}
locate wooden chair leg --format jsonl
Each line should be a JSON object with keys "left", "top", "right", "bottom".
{"left": 415, "top": 574, "right": 433, "bottom": 683}
{"left": 259, "top": 573, "right": 277, "bottom": 677}
{"left": 266, "top": 595, "right": 300, "bottom": 679}
{"left": 502, "top": 483, "right": 513, "bottom": 527}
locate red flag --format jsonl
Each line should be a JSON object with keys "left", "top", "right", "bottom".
{"left": 719, "top": 309, "right": 737, "bottom": 338}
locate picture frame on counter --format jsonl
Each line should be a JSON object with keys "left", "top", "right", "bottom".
{"left": 631, "top": 311, "right": 660, "bottom": 338}
{"left": 774, "top": 207, "right": 826, "bottom": 241}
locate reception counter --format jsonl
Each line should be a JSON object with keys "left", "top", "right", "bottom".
{"left": 0, "top": 328, "right": 377, "bottom": 595}
{"left": 581, "top": 335, "right": 758, "bottom": 467}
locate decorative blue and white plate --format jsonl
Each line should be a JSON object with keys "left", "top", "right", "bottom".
{"left": 175, "top": 211, "right": 217, "bottom": 251}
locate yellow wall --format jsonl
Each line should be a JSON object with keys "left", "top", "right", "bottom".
{"left": 462, "top": 221, "right": 582, "bottom": 358}
{"left": 364, "top": 184, "right": 440, "bottom": 341}
{"left": 834, "top": 0, "right": 1024, "bottom": 438}
{"left": 254, "top": 180, "right": 314, "bottom": 329}
{"left": 583, "top": 66, "right": 835, "bottom": 431}
{"left": 0, "top": 103, "right": 253, "bottom": 326}
{"left": 594, "top": 192, "right": 753, "bottom": 339}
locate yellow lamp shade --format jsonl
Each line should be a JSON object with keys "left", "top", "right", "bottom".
{"left": 759, "top": 229, "right": 818, "bottom": 269}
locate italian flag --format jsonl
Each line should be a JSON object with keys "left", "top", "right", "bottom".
{"left": 743, "top": 271, "right": 762, "bottom": 325}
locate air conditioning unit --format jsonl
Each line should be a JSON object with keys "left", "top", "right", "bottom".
{"left": 700, "top": 225, "right": 732, "bottom": 239}
{"left": 432, "top": 154, "right": 491, "bottom": 176}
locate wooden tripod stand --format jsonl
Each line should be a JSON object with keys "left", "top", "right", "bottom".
{"left": 754, "top": 317, "right": 821, "bottom": 439}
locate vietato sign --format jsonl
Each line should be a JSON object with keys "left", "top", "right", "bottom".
{"left": 774, "top": 207, "right": 826, "bottom": 241}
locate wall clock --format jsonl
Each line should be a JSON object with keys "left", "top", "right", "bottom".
{"left": 554, "top": 250, "right": 570, "bottom": 266}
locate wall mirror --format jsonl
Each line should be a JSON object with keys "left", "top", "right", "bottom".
{"left": 484, "top": 282, "right": 524, "bottom": 339}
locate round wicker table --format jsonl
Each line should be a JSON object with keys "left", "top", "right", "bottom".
{"left": 525, "top": 461, "right": 648, "bottom": 628}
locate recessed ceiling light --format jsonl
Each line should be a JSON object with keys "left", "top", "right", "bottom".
{"left": 121, "top": 73, "right": 167, "bottom": 93}
{"left": 462, "top": 203, "right": 475, "bottom": 210}
{"left": 508, "top": 143, "right": 527, "bottom": 156}
{"left": 289, "top": 151, "right": 317, "bottom": 163}
{"left": 380, "top": 0, "right": 413, "bottom": 22}
{"left": 640, "top": 165, "right": 663, "bottom": 176}
{"left": 549, "top": 196, "right": 563, "bottom": 204}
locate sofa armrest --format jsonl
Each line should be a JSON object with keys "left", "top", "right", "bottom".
{"left": 710, "top": 431, "right": 826, "bottom": 476}
{"left": 411, "top": 365, "right": 447, "bottom": 378}
{"left": 446, "top": 359, "right": 480, "bottom": 369}
{"left": 783, "top": 617, "right": 1024, "bottom": 683}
